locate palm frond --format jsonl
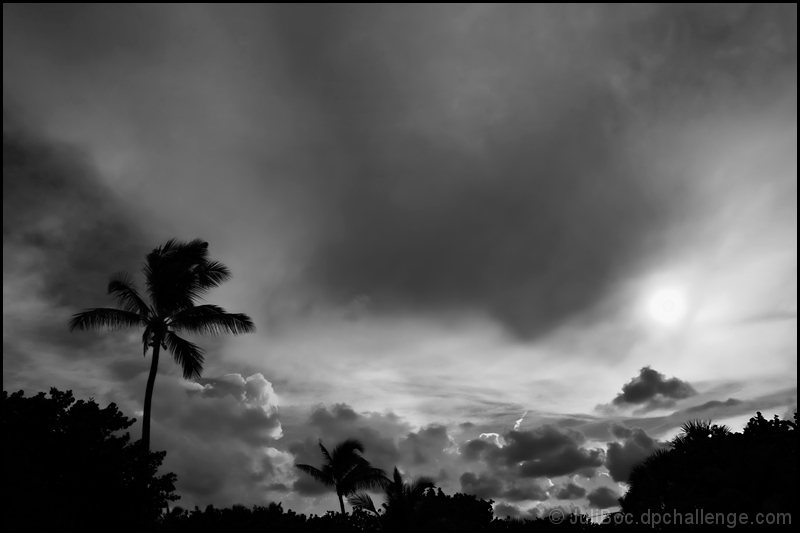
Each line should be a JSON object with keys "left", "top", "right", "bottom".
{"left": 192, "top": 260, "right": 231, "bottom": 291}
{"left": 319, "top": 441, "right": 334, "bottom": 466}
{"left": 345, "top": 464, "right": 390, "bottom": 492}
{"left": 107, "top": 272, "right": 150, "bottom": 316}
{"left": 170, "top": 305, "right": 255, "bottom": 336}
{"left": 333, "top": 439, "right": 366, "bottom": 463}
{"left": 347, "top": 492, "right": 378, "bottom": 514}
{"left": 296, "top": 464, "right": 335, "bottom": 487}
{"left": 163, "top": 331, "right": 204, "bottom": 380}
{"left": 143, "top": 239, "right": 212, "bottom": 313}
{"left": 68, "top": 308, "right": 144, "bottom": 332}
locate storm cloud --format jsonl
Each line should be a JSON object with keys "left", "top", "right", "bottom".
{"left": 607, "top": 367, "right": 697, "bottom": 413}
{"left": 262, "top": 3, "right": 798, "bottom": 339}
{"left": 3, "top": 109, "right": 148, "bottom": 309}
{"left": 605, "top": 424, "right": 668, "bottom": 483}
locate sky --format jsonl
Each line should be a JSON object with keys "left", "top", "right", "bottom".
{"left": 3, "top": 3, "right": 797, "bottom": 519}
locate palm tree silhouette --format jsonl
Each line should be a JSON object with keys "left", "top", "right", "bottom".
{"left": 69, "top": 238, "right": 255, "bottom": 452}
{"left": 295, "top": 438, "right": 388, "bottom": 515}
{"left": 349, "top": 466, "right": 435, "bottom": 530}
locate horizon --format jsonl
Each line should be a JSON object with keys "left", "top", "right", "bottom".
{"left": 3, "top": 3, "right": 797, "bottom": 519}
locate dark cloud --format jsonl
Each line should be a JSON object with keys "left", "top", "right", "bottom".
{"left": 289, "top": 404, "right": 406, "bottom": 473}
{"left": 460, "top": 424, "right": 604, "bottom": 487}
{"left": 606, "top": 424, "right": 667, "bottom": 483}
{"left": 398, "top": 424, "right": 451, "bottom": 466}
{"left": 502, "top": 480, "right": 549, "bottom": 503}
{"left": 3, "top": 106, "right": 148, "bottom": 312}
{"left": 107, "top": 360, "right": 149, "bottom": 382}
{"left": 494, "top": 502, "right": 523, "bottom": 519}
{"left": 587, "top": 486, "right": 622, "bottom": 509}
{"left": 460, "top": 470, "right": 549, "bottom": 504}
{"left": 265, "top": 4, "right": 797, "bottom": 339}
{"left": 460, "top": 472, "right": 504, "bottom": 500}
{"left": 499, "top": 427, "right": 582, "bottom": 466}
{"left": 552, "top": 482, "right": 587, "bottom": 500}
{"left": 607, "top": 367, "right": 697, "bottom": 413}
{"left": 519, "top": 446, "right": 604, "bottom": 479}
{"left": 684, "top": 398, "right": 742, "bottom": 414}
{"left": 487, "top": 426, "right": 604, "bottom": 479}
{"left": 461, "top": 438, "right": 497, "bottom": 461}
{"left": 292, "top": 473, "right": 331, "bottom": 497}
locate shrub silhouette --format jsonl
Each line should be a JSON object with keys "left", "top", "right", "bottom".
{"left": 2, "top": 388, "right": 178, "bottom": 530}
{"left": 68, "top": 238, "right": 255, "bottom": 452}
{"left": 296, "top": 438, "right": 389, "bottom": 515}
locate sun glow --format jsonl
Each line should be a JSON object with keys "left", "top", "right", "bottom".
{"left": 647, "top": 287, "right": 688, "bottom": 326}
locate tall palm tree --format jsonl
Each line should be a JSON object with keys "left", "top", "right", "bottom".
{"left": 69, "top": 238, "right": 255, "bottom": 452}
{"left": 349, "top": 467, "right": 435, "bottom": 530}
{"left": 295, "top": 438, "right": 388, "bottom": 515}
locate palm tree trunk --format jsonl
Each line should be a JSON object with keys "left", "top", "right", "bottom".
{"left": 142, "top": 341, "right": 161, "bottom": 453}
{"left": 338, "top": 492, "right": 346, "bottom": 515}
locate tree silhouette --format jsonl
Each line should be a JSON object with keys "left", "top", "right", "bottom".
{"left": 349, "top": 466, "right": 434, "bottom": 530}
{"left": 295, "top": 438, "right": 389, "bottom": 515}
{"left": 621, "top": 412, "right": 798, "bottom": 522}
{"left": 3, "top": 388, "right": 178, "bottom": 530}
{"left": 68, "top": 238, "right": 255, "bottom": 452}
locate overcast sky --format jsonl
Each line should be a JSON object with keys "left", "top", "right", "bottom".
{"left": 3, "top": 3, "right": 797, "bottom": 518}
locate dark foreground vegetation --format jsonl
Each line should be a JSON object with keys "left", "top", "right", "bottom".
{"left": 3, "top": 388, "right": 795, "bottom": 531}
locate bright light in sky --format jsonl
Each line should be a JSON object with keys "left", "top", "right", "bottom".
{"left": 647, "top": 287, "right": 688, "bottom": 326}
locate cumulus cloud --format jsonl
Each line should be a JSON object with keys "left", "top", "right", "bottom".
{"left": 460, "top": 472, "right": 504, "bottom": 500}
{"left": 287, "top": 404, "right": 408, "bottom": 475}
{"left": 398, "top": 424, "right": 453, "bottom": 466}
{"left": 606, "top": 424, "right": 667, "bottom": 483}
{"left": 519, "top": 446, "right": 604, "bottom": 479}
{"left": 552, "top": 482, "right": 587, "bottom": 500}
{"left": 456, "top": 424, "right": 605, "bottom": 506}
{"left": 603, "top": 367, "right": 697, "bottom": 413}
{"left": 587, "top": 486, "right": 622, "bottom": 509}
{"left": 494, "top": 502, "right": 523, "bottom": 519}
{"left": 196, "top": 373, "right": 280, "bottom": 411}
{"left": 464, "top": 425, "right": 605, "bottom": 479}
{"left": 459, "top": 472, "right": 549, "bottom": 503}
{"left": 148, "top": 373, "right": 285, "bottom": 507}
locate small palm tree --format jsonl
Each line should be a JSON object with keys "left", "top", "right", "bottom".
{"left": 349, "top": 467, "right": 435, "bottom": 530}
{"left": 69, "top": 238, "right": 255, "bottom": 452}
{"left": 295, "top": 439, "right": 388, "bottom": 515}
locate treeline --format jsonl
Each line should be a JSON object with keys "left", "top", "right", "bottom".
{"left": 159, "top": 498, "right": 599, "bottom": 531}
{"left": 2, "top": 388, "right": 796, "bottom": 531}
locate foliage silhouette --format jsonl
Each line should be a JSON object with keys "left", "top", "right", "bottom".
{"left": 68, "top": 238, "right": 255, "bottom": 452}
{"left": 348, "top": 466, "right": 435, "bottom": 530}
{"left": 620, "top": 412, "right": 797, "bottom": 527}
{"left": 296, "top": 439, "right": 389, "bottom": 515}
{"left": 161, "top": 503, "right": 381, "bottom": 531}
{"left": 416, "top": 488, "right": 496, "bottom": 530}
{"left": 3, "top": 388, "right": 178, "bottom": 531}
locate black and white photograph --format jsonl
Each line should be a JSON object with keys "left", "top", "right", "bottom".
{"left": 3, "top": 3, "right": 797, "bottom": 530}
